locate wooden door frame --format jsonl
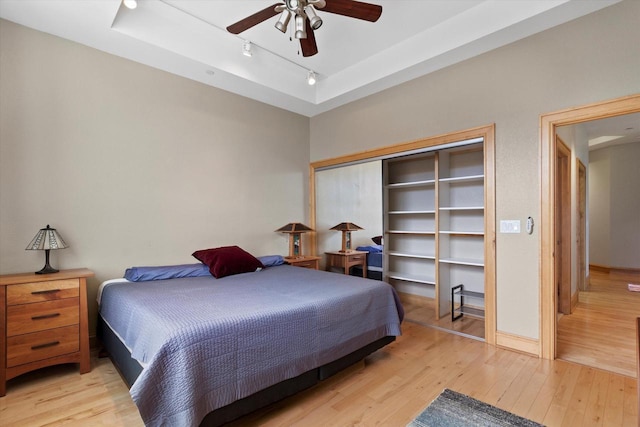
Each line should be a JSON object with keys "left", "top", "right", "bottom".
{"left": 577, "top": 160, "right": 587, "bottom": 294}
{"left": 539, "top": 93, "right": 640, "bottom": 359}
{"left": 555, "top": 137, "right": 572, "bottom": 315}
{"left": 310, "top": 124, "right": 496, "bottom": 345}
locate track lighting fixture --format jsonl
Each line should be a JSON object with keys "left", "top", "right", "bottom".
{"left": 307, "top": 70, "right": 316, "bottom": 86}
{"left": 123, "top": 0, "right": 137, "bottom": 9}
{"left": 242, "top": 40, "right": 252, "bottom": 57}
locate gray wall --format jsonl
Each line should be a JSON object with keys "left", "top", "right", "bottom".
{"left": 589, "top": 143, "right": 640, "bottom": 269}
{"left": 309, "top": 1, "right": 640, "bottom": 340}
{"left": 0, "top": 19, "right": 309, "bottom": 334}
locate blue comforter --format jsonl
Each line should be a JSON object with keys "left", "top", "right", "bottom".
{"left": 99, "top": 265, "right": 403, "bottom": 426}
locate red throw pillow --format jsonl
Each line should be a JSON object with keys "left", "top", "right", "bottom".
{"left": 192, "top": 246, "right": 264, "bottom": 279}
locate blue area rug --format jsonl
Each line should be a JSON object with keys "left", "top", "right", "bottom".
{"left": 408, "top": 389, "right": 544, "bottom": 427}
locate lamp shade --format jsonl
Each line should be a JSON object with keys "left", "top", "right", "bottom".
{"left": 276, "top": 222, "right": 313, "bottom": 258}
{"left": 330, "top": 222, "right": 363, "bottom": 232}
{"left": 330, "top": 222, "right": 363, "bottom": 252}
{"left": 276, "top": 223, "right": 313, "bottom": 233}
{"left": 26, "top": 224, "right": 68, "bottom": 274}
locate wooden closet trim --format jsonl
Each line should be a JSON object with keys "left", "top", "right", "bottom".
{"left": 309, "top": 124, "right": 496, "bottom": 345}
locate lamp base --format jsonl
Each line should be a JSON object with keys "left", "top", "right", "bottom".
{"left": 36, "top": 265, "right": 59, "bottom": 275}
{"left": 36, "top": 250, "right": 58, "bottom": 274}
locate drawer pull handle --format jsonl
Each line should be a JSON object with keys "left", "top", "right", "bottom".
{"left": 31, "top": 341, "right": 60, "bottom": 350}
{"left": 32, "top": 313, "right": 61, "bottom": 320}
{"left": 31, "top": 289, "right": 60, "bottom": 295}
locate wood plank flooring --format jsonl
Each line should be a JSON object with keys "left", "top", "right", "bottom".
{"left": 557, "top": 270, "right": 640, "bottom": 378}
{"left": 398, "top": 292, "right": 485, "bottom": 339}
{"left": 1, "top": 321, "right": 637, "bottom": 426}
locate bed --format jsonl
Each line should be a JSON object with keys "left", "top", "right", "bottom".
{"left": 97, "top": 250, "right": 403, "bottom": 427}
{"left": 352, "top": 244, "right": 383, "bottom": 280}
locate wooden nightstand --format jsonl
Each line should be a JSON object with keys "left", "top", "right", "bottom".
{"left": 325, "top": 251, "right": 367, "bottom": 277}
{"left": 284, "top": 256, "right": 320, "bottom": 270}
{"left": 0, "top": 268, "right": 94, "bottom": 396}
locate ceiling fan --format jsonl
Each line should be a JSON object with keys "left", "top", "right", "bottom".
{"left": 226, "top": 0, "right": 383, "bottom": 57}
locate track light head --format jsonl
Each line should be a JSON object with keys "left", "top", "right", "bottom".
{"left": 123, "top": 0, "right": 137, "bottom": 9}
{"left": 242, "top": 40, "right": 252, "bottom": 57}
{"left": 307, "top": 70, "right": 317, "bottom": 86}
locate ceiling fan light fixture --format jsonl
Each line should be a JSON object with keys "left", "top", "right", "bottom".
{"left": 307, "top": 70, "right": 317, "bottom": 85}
{"left": 275, "top": 9, "right": 292, "bottom": 33}
{"left": 304, "top": 5, "right": 322, "bottom": 30}
{"left": 122, "top": 0, "right": 137, "bottom": 9}
{"left": 294, "top": 14, "right": 307, "bottom": 39}
{"left": 242, "top": 40, "right": 252, "bottom": 57}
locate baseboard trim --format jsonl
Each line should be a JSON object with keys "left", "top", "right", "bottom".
{"left": 496, "top": 331, "right": 539, "bottom": 356}
{"left": 571, "top": 291, "right": 579, "bottom": 312}
{"left": 590, "top": 263, "right": 640, "bottom": 275}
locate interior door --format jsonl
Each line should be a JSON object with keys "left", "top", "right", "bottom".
{"left": 577, "top": 160, "right": 587, "bottom": 292}
{"left": 555, "top": 137, "right": 572, "bottom": 315}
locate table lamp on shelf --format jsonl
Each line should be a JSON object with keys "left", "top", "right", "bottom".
{"left": 276, "top": 222, "right": 313, "bottom": 258}
{"left": 330, "top": 222, "right": 363, "bottom": 253}
{"left": 25, "top": 224, "right": 69, "bottom": 274}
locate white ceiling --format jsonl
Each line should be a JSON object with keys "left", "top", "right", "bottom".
{"left": 570, "top": 112, "right": 640, "bottom": 151}
{"left": 0, "top": 0, "right": 623, "bottom": 117}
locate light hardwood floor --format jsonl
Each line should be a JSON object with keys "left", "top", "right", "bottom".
{"left": 558, "top": 270, "right": 640, "bottom": 378}
{"left": 399, "top": 292, "right": 485, "bottom": 339}
{"left": 1, "top": 321, "right": 637, "bottom": 426}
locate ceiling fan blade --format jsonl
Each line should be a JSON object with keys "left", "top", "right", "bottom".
{"left": 320, "top": 0, "right": 382, "bottom": 22}
{"left": 300, "top": 20, "right": 318, "bottom": 57}
{"left": 226, "top": 3, "right": 282, "bottom": 34}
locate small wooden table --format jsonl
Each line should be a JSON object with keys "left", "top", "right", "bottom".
{"left": 284, "top": 256, "right": 320, "bottom": 270}
{"left": 325, "top": 250, "right": 367, "bottom": 277}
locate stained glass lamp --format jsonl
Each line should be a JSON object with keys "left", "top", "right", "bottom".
{"left": 330, "top": 222, "right": 363, "bottom": 252}
{"left": 276, "top": 222, "right": 313, "bottom": 258}
{"left": 26, "top": 224, "right": 69, "bottom": 274}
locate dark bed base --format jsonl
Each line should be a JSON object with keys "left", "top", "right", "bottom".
{"left": 97, "top": 315, "right": 394, "bottom": 426}
{"left": 351, "top": 266, "right": 383, "bottom": 281}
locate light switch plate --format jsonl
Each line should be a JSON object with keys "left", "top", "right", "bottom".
{"left": 500, "top": 220, "right": 521, "bottom": 233}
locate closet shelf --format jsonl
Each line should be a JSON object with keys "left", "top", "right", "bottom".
{"left": 439, "top": 174, "right": 484, "bottom": 183}
{"left": 386, "top": 179, "right": 436, "bottom": 188}
{"left": 439, "top": 231, "right": 484, "bottom": 236}
{"left": 388, "top": 210, "right": 436, "bottom": 215}
{"left": 439, "top": 206, "right": 484, "bottom": 211}
{"left": 387, "top": 272, "right": 436, "bottom": 285}
{"left": 439, "top": 257, "right": 484, "bottom": 267}
{"left": 388, "top": 251, "right": 436, "bottom": 260}
{"left": 387, "top": 230, "right": 436, "bottom": 235}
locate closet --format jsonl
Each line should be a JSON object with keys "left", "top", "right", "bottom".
{"left": 383, "top": 141, "right": 486, "bottom": 337}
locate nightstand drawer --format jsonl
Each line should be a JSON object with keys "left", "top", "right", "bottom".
{"left": 7, "top": 298, "right": 79, "bottom": 336}
{"left": 293, "top": 260, "right": 317, "bottom": 269}
{"left": 7, "top": 279, "right": 79, "bottom": 305}
{"left": 6, "top": 325, "right": 80, "bottom": 368}
{"left": 349, "top": 254, "right": 366, "bottom": 262}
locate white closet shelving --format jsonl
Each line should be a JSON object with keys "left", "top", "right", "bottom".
{"left": 437, "top": 144, "right": 485, "bottom": 319}
{"left": 384, "top": 153, "right": 437, "bottom": 296}
{"left": 383, "top": 142, "right": 486, "bottom": 326}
